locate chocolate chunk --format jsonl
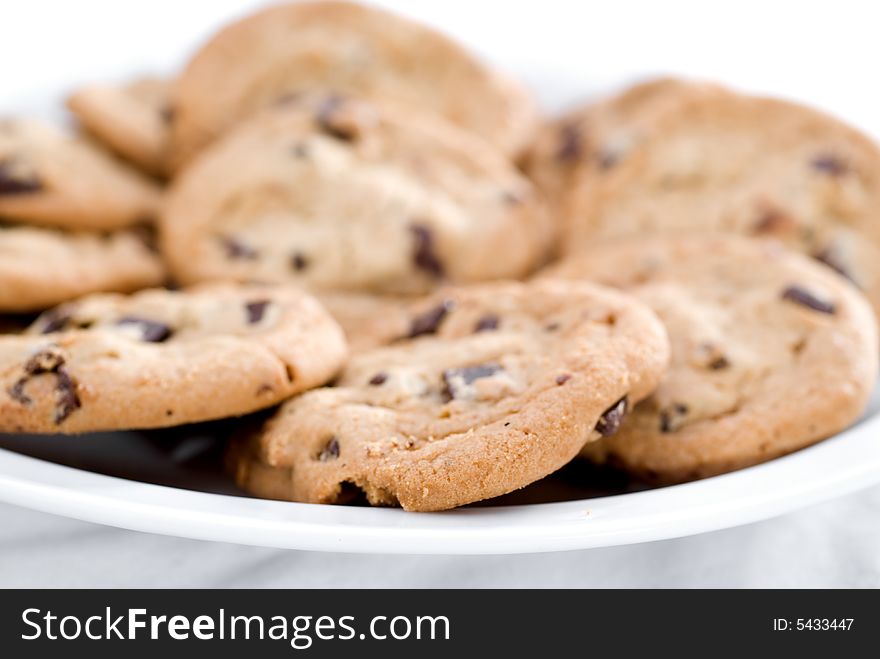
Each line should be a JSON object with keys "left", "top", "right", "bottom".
{"left": 442, "top": 363, "right": 502, "bottom": 400}
{"left": 812, "top": 247, "right": 855, "bottom": 284}
{"left": 781, "top": 285, "right": 836, "bottom": 314}
{"left": 0, "top": 159, "right": 42, "bottom": 195}
{"left": 38, "top": 306, "right": 73, "bottom": 334}
{"left": 116, "top": 316, "right": 173, "bottom": 342}
{"left": 708, "top": 356, "right": 730, "bottom": 370}
{"left": 159, "top": 105, "right": 175, "bottom": 124}
{"left": 219, "top": 236, "right": 259, "bottom": 260}
{"left": 811, "top": 153, "right": 848, "bottom": 176}
{"left": 659, "top": 402, "right": 688, "bottom": 433}
{"left": 410, "top": 224, "right": 444, "bottom": 278}
{"left": 245, "top": 299, "right": 270, "bottom": 324}
{"left": 368, "top": 372, "right": 387, "bottom": 386}
{"left": 315, "top": 95, "right": 356, "bottom": 141}
{"left": 751, "top": 208, "right": 795, "bottom": 235}
{"left": 24, "top": 348, "right": 66, "bottom": 375}
{"left": 474, "top": 314, "right": 499, "bottom": 333}
{"left": 129, "top": 223, "right": 160, "bottom": 254}
{"left": 290, "top": 252, "right": 309, "bottom": 271}
{"left": 555, "top": 374, "right": 572, "bottom": 385}
{"left": 557, "top": 122, "right": 582, "bottom": 163}
{"left": 53, "top": 367, "right": 81, "bottom": 424}
{"left": 318, "top": 437, "right": 340, "bottom": 461}
{"left": 8, "top": 347, "right": 81, "bottom": 424}
{"left": 8, "top": 378, "right": 30, "bottom": 405}
{"left": 408, "top": 300, "right": 454, "bottom": 338}
{"left": 596, "top": 396, "right": 628, "bottom": 436}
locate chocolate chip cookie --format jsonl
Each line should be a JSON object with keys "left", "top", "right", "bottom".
{"left": 161, "top": 93, "right": 552, "bottom": 294}
{"left": 0, "top": 118, "right": 161, "bottom": 230}
{"left": 67, "top": 76, "right": 171, "bottom": 176}
{"left": 0, "top": 284, "right": 347, "bottom": 433}
{"left": 168, "top": 1, "right": 537, "bottom": 168}
{"left": 316, "top": 292, "right": 417, "bottom": 355}
{"left": 559, "top": 89, "right": 880, "bottom": 322}
{"left": 545, "top": 236, "right": 878, "bottom": 483}
{"left": 525, "top": 78, "right": 724, "bottom": 247}
{"left": 233, "top": 280, "right": 670, "bottom": 511}
{"left": 0, "top": 223, "right": 164, "bottom": 312}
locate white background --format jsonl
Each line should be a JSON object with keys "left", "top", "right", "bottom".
{"left": 1, "top": 0, "right": 880, "bottom": 586}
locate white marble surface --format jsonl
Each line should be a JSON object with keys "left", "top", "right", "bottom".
{"left": 2, "top": 486, "right": 878, "bottom": 587}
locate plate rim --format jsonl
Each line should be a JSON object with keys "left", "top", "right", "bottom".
{"left": 1, "top": 409, "right": 878, "bottom": 554}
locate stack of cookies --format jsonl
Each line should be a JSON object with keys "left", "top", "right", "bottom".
{"left": 1, "top": 2, "right": 877, "bottom": 511}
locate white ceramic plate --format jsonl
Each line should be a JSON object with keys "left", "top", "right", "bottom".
{"left": 0, "top": 390, "right": 879, "bottom": 554}
{"left": 2, "top": 0, "right": 880, "bottom": 554}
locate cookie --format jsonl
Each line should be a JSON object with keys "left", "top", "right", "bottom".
{"left": 160, "top": 93, "right": 552, "bottom": 294}
{"left": 0, "top": 284, "right": 347, "bottom": 433}
{"left": 559, "top": 89, "right": 880, "bottom": 321}
{"left": 316, "top": 292, "right": 416, "bottom": 355}
{"left": 525, "top": 78, "right": 723, "bottom": 244}
{"left": 0, "top": 118, "right": 161, "bottom": 230}
{"left": 168, "top": 1, "right": 537, "bottom": 168}
{"left": 0, "top": 223, "right": 164, "bottom": 312}
{"left": 67, "top": 76, "right": 171, "bottom": 176}
{"left": 544, "top": 236, "right": 878, "bottom": 483}
{"left": 235, "top": 280, "right": 670, "bottom": 511}
{"left": 227, "top": 291, "right": 414, "bottom": 497}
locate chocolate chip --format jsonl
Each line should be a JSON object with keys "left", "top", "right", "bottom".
{"left": 245, "top": 299, "right": 270, "bottom": 324}
{"left": 318, "top": 437, "right": 340, "bottom": 461}
{"left": 596, "top": 396, "right": 628, "bottom": 437}
{"left": 659, "top": 403, "right": 688, "bottom": 433}
{"left": 410, "top": 224, "right": 444, "bottom": 278}
{"left": 290, "top": 252, "right": 309, "bottom": 271}
{"left": 315, "top": 95, "right": 356, "bottom": 141}
{"left": 53, "top": 368, "right": 81, "bottom": 424}
{"left": 116, "top": 316, "right": 173, "bottom": 342}
{"left": 38, "top": 306, "right": 73, "bottom": 334}
{"left": 129, "top": 223, "right": 160, "bottom": 254}
{"left": 708, "top": 356, "right": 730, "bottom": 370}
{"left": 812, "top": 247, "right": 855, "bottom": 284}
{"left": 8, "top": 379, "right": 29, "bottom": 405}
{"left": 442, "top": 363, "right": 502, "bottom": 400}
{"left": 0, "top": 159, "right": 42, "bottom": 195}
{"left": 219, "top": 236, "right": 259, "bottom": 260}
{"left": 752, "top": 208, "right": 795, "bottom": 235}
{"left": 557, "top": 122, "right": 582, "bottom": 163}
{"left": 811, "top": 153, "right": 849, "bottom": 176}
{"left": 474, "top": 314, "right": 499, "bottom": 332}
{"left": 408, "top": 300, "right": 454, "bottom": 338}
{"left": 24, "top": 348, "right": 66, "bottom": 375}
{"left": 159, "top": 105, "right": 175, "bottom": 124}
{"left": 8, "top": 347, "right": 81, "bottom": 424}
{"left": 555, "top": 374, "right": 572, "bottom": 385}
{"left": 368, "top": 372, "right": 387, "bottom": 386}
{"left": 781, "top": 285, "right": 836, "bottom": 314}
